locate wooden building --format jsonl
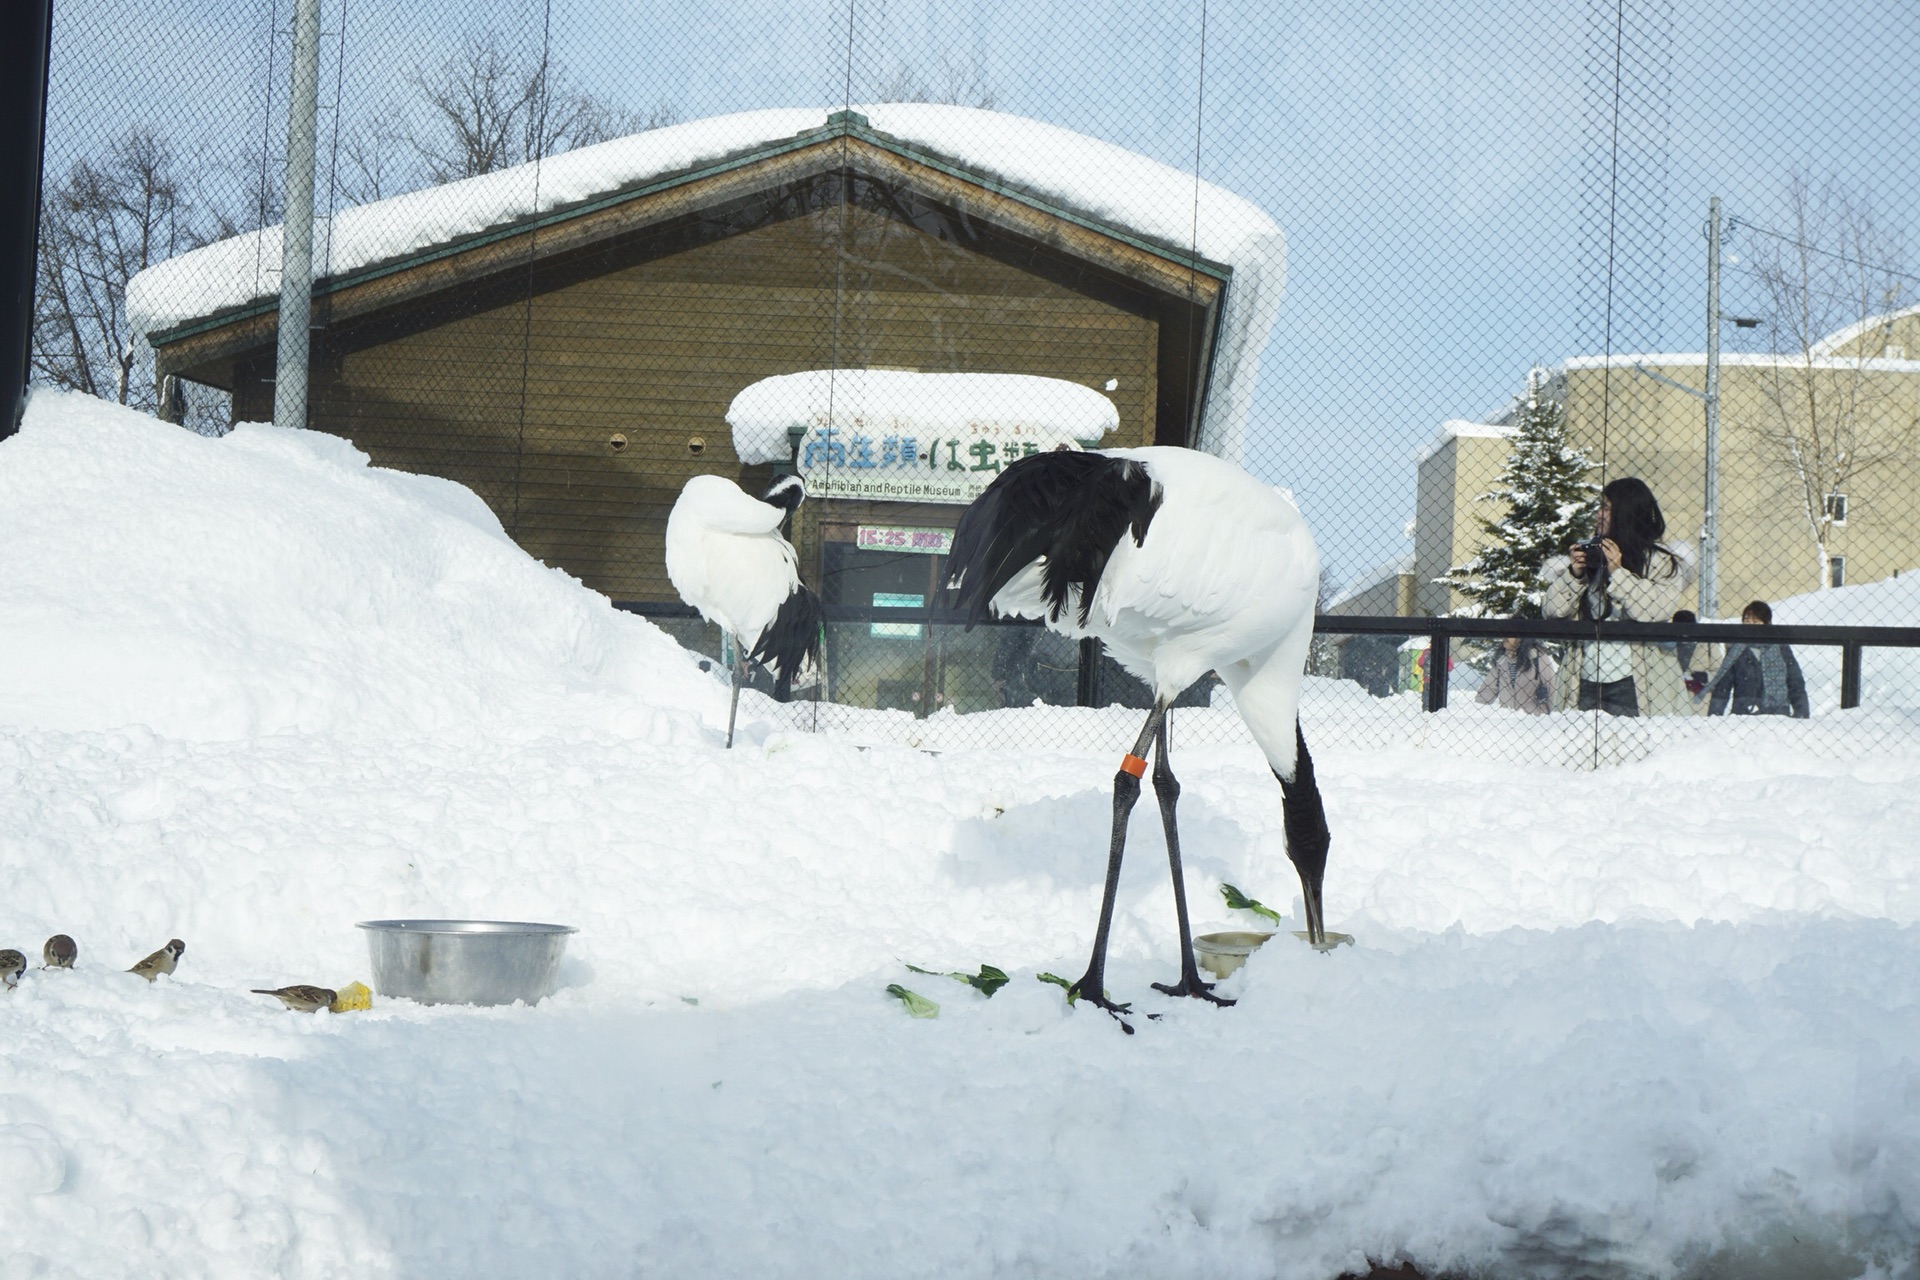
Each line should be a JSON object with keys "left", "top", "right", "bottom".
{"left": 141, "top": 109, "right": 1268, "bottom": 609}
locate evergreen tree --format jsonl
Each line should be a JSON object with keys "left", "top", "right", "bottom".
{"left": 1437, "top": 383, "right": 1598, "bottom": 618}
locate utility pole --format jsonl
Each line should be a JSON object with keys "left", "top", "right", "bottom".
{"left": 1700, "top": 197, "right": 1722, "bottom": 619}
{"left": 272, "top": 0, "right": 322, "bottom": 430}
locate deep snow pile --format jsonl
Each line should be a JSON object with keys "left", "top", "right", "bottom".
{"left": 4, "top": 393, "right": 1920, "bottom": 1279}
{"left": 0, "top": 390, "right": 717, "bottom": 742}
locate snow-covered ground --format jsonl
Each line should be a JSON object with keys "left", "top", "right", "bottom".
{"left": 4, "top": 391, "right": 1920, "bottom": 1279}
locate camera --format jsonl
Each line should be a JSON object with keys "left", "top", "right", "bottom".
{"left": 1572, "top": 537, "right": 1609, "bottom": 578}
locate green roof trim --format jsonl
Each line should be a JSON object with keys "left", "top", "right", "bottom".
{"left": 150, "top": 113, "right": 1233, "bottom": 349}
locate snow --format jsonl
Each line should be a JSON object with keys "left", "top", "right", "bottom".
{"left": 1564, "top": 350, "right": 1920, "bottom": 373}
{"left": 1325, "top": 553, "right": 1412, "bottom": 612}
{"left": 7, "top": 391, "right": 1920, "bottom": 1278}
{"left": 124, "top": 105, "right": 1285, "bottom": 462}
{"left": 1771, "top": 571, "right": 1920, "bottom": 708}
{"left": 1808, "top": 301, "right": 1920, "bottom": 356}
{"left": 1415, "top": 417, "right": 1513, "bottom": 465}
{"left": 726, "top": 369, "right": 1120, "bottom": 466}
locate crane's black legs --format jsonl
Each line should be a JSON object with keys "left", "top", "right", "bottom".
{"left": 725, "top": 643, "right": 748, "bottom": 749}
{"left": 1070, "top": 700, "right": 1167, "bottom": 1030}
{"left": 1148, "top": 713, "right": 1231, "bottom": 1006}
{"left": 1071, "top": 699, "right": 1229, "bottom": 1030}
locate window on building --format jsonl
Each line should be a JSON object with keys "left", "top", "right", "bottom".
{"left": 1829, "top": 556, "right": 1847, "bottom": 588}
{"left": 1825, "top": 493, "right": 1848, "bottom": 525}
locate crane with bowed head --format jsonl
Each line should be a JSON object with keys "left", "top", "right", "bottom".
{"left": 665, "top": 474, "right": 823, "bottom": 748}
{"left": 945, "top": 446, "right": 1331, "bottom": 1025}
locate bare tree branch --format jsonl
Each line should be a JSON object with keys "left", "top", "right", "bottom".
{"left": 33, "top": 130, "right": 225, "bottom": 429}
{"left": 1741, "top": 172, "right": 1916, "bottom": 588}
{"left": 406, "top": 31, "right": 675, "bottom": 184}
{"left": 876, "top": 54, "right": 999, "bottom": 109}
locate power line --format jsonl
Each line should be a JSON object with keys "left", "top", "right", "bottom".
{"left": 1721, "top": 260, "right": 1912, "bottom": 315}
{"left": 1727, "top": 217, "right": 1920, "bottom": 290}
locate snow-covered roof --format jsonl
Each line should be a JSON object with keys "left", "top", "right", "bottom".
{"left": 726, "top": 370, "right": 1118, "bottom": 465}
{"left": 1808, "top": 301, "right": 1920, "bottom": 357}
{"left": 1324, "top": 552, "right": 1414, "bottom": 611}
{"left": 1563, "top": 348, "right": 1920, "bottom": 373}
{"left": 127, "top": 105, "right": 1286, "bottom": 461}
{"left": 1416, "top": 418, "right": 1513, "bottom": 466}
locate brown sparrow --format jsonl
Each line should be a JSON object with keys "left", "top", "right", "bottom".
{"left": 251, "top": 985, "right": 337, "bottom": 1013}
{"left": 0, "top": 950, "right": 24, "bottom": 990}
{"left": 129, "top": 939, "right": 185, "bottom": 982}
{"left": 42, "top": 935, "right": 77, "bottom": 969}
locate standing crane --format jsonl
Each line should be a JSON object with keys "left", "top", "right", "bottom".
{"left": 946, "top": 446, "right": 1330, "bottom": 1025}
{"left": 665, "top": 474, "right": 823, "bottom": 748}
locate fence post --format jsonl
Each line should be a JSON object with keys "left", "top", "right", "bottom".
{"left": 1075, "top": 637, "right": 1100, "bottom": 707}
{"left": 1425, "top": 627, "right": 1450, "bottom": 712}
{"left": 1841, "top": 642, "right": 1863, "bottom": 710}
{"left": 2, "top": 0, "right": 53, "bottom": 439}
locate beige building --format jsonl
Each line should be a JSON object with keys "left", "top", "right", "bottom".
{"left": 1412, "top": 304, "right": 1920, "bottom": 620}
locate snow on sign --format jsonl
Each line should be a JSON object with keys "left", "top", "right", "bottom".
{"left": 727, "top": 369, "right": 1119, "bottom": 505}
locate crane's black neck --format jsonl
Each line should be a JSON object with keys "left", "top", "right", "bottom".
{"left": 1273, "top": 722, "right": 1330, "bottom": 884}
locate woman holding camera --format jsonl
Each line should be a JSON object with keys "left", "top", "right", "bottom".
{"left": 1539, "top": 477, "right": 1693, "bottom": 716}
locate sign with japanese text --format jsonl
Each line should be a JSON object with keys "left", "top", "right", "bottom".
{"left": 797, "top": 423, "right": 1087, "bottom": 504}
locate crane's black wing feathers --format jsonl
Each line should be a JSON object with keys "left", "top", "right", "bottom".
{"left": 751, "top": 582, "right": 824, "bottom": 699}
{"left": 945, "top": 451, "right": 1160, "bottom": 628}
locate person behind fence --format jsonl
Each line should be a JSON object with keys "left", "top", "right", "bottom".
{"left": 1707, "top": 600, "right": 1810, "bottom": 718}
{"left": 1476, "top": 635, "right": 1556, "bottom": 714}
{"left": 1540, "top": 477, "right": 1693, "bottom": 716}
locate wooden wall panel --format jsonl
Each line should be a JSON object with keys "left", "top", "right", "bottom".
{"left": 309, "top": 206, "right": 1158, "bottom": 601}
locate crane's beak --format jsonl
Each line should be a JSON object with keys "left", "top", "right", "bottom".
{"left": 1298, "top": 869, "right": 1325, "bottom": 947}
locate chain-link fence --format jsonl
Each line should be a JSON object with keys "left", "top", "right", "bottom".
{"left": 32, "top": 0, "right": 1920, "bottom": 767}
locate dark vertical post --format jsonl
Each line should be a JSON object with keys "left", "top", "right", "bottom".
{"left": 3, "top": 0, "right": 55, "bottom": 438}
{"left": 1840, "top": 642, "right": 1863, "bottom": 710}
{"left": 919, "top": 554, "right": 939, "bottom": 718}
{"left": 1425, "top": 627, "right": 1451, "bottom": 712}
{"left": 1076, "top": 637, "right": 1100, "bottom": 707}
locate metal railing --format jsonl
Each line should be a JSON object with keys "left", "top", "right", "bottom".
{"left": 1320, "top": 616, "right": 1920, "bottom": 713}
{"left": 619, "top": 601, "right": 1920, "bottom": 718}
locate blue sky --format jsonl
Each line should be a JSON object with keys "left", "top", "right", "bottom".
{"left": 44, "top": 0, "right": 1920, "bottom": 582}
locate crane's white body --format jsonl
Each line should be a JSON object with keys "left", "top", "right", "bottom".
{"left": 664, "top": 475, "right": 801, "bottom": 649}
{"left": 987, "top": 446, "right": 1320, "bottom": 777}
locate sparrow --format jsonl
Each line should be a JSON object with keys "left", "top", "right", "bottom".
{"left": 129, "top": 939, "right": 185, "bottom": 982}
{"left": 0, "top": 950, "right": 24, "bottom": 990}
{"left": 251, "top": 985, "right": 337, "bottom": 1013}
{"left": 42, "top": 935, "right": 77, "bottom": 969}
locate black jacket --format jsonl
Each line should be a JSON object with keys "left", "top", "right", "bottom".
{"left": 1707, "top": 644, "right": 1809, "bottom": 718}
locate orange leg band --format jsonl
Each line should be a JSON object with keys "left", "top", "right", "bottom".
{"left": 1120, "top": 753, "right": 1149, "bottom": 778}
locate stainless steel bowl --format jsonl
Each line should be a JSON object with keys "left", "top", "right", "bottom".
{"left": 1192, "top": 930, "right": 1276, "bottom": 979}
{"left": 356, "top": 919, "right": 578, "bottom": 1007}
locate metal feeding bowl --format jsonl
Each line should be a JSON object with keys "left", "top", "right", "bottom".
{"left": 1193, "top": 930, "right": 1276, "bottom": 979}
{"left": 356, "top": 919, "right": 577, "bottom": 1007}
{"left": 1193, "top": 928, "right": 1356, "bottom": 978}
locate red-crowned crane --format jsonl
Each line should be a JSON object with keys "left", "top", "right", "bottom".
{"left": 665, "top": 474, "right": 823, "bottom": 748}
{"left": 946, "top": 446, "right": 1330, "bottom": 1025}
